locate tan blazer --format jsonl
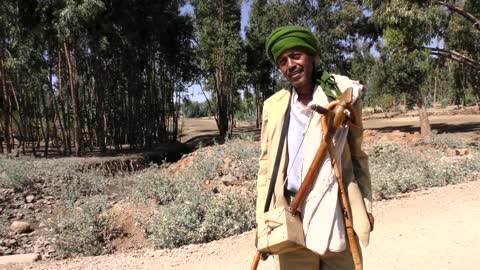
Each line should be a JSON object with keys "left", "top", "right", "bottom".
{"left": 256, "top": 83, "right": 372, "bottom": 247}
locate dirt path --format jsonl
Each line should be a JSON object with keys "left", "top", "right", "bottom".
{"left": 16, "top": 180, "right": 480, "bottom": 270}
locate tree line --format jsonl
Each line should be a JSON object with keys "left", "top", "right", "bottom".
{"left": 1, "top": 0, "right": 479, "bottom": 156}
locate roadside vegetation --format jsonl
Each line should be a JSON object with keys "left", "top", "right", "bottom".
{"left": 1, "top": 136, "right": 479, "bottom": 258}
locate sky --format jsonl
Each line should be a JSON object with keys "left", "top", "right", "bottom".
{"left": 182, "top": 1, "right": 252, "bottom": 102}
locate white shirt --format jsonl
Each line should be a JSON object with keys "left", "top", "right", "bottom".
{"left": 286, "top": 86, "right": 321, "bottom": 193}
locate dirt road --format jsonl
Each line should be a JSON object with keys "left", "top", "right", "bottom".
{"left": 18, "top": 180, "right": 480, "bottom": 270}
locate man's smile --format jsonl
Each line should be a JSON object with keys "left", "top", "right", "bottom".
{"left": 288, "top": 67, "right": 304, "bottom": 81}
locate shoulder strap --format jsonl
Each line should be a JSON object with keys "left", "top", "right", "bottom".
{"left": 263, "top": 93, "right": 291, "bottom": 213}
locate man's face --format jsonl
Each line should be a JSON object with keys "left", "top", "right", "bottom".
{"left": 276, "top": 48, "right": 315, "bottom": 91}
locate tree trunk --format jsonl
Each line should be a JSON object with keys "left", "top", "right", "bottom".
{"left": 57, "top": 50, "right": 69, "bottom": 156}
{"left": 414, "top": 91, "right": 432, "bottom": 140}
{"left": 94, "top": 63, "right": 107, "bottom": 152}
{"left": 40, "top": 75, "right": 50, "bottom": 157}
{"left": 49, "top": 50, "right": 66, "bottom": 155}
{"left": 1, "top": 48, "right": 12, "bottom": 154}
{"left": 255, "top": 84, "right": 260, "bottom": 128}
{"left": 64, "top": 40, "right": 82, "bottom": 156}
{"left": 477, "top": 93, "right": 480, "bottom": 111}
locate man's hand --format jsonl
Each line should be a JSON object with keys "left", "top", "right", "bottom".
{"left": 368, "top": 213, "right": 375, "bottom": 232}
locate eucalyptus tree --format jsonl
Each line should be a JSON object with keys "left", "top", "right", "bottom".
{"left": 1, "top": 0, "right": 196, "bottom": 156}
{"left": 192, "top": 0, "right": 245, "bottom": 137}
{"left": 364, "top": 0, "right": 447, "bottom": 138}
{"left": 245, "top": 0, "right": 277, "bottom": 128}
{"left": 305, "top": 0, "right": 374, "bottom": 73}
{"left": 365, "top": 0, "right": 480, "bottom": 112}
{"left": 54, "top": 0, "right": 107, "bottom": 156}
{"left": 0, "top": 0, "right": 16, "bottom": 154}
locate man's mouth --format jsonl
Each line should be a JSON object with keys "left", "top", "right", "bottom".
{"left": 289, "top": 68, "right": 303, "bottom": 80}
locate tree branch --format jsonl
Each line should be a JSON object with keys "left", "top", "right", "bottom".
{"left": 434, "top": 0, "right": 480, "bottom": 31}
{"left": 423, "top": 46, "right": 480, "bottom": 69}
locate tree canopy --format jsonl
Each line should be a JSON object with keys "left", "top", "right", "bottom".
{"left": 1, "top": 0, "right": 479, "bottom": 156}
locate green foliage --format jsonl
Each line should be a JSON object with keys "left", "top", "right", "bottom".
{"left": 202, "top": 192, "right": 255, "bottom": 241}
{"left": 148, "top": 185, "right": 206, "bottom": 248}
{"left": 0, "top": 157, "right": 36, "bottom": 191}
{"left": 183, "top": 101, "right": 210, "bottom": 118}
{"left": 0, "top": 215, "right": 8, "bottom": 237}
{"left": 192, "top": 0, "right": 245, "bottom": 136}
{"left": 365, "top": 0, "right": 480, "bottom": 112}
{"left": 1, "top": 0, "right": 197, "bottom": 156}
{"left": 49, "top": 195, "right": 116, "bottom": 257}
{"left": 133, "top": 165, "right": 178, "bottom": 205}
{"left": 370, "top": 141, "right": 480, "bottom": 200}
{"left": 148, "top": 188, "right": 255, "bottom": 249}
{"left": 59, "top": 169, "right": 107, "bottom": 205}
{"left": 137, "top": 139, "right": 258, "bottom": 248}
{"left": 0, "top": 157, "right": 107, "bottom": 202}
{"left": 427, "top": 136, "right": 470, "bottom": 150}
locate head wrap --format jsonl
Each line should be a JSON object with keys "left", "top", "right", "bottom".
{"left": 265, "top": 26, "right": 319, "bottom": 64}
{"left": 265, "top": 26, "right": 341, "bottom": 100}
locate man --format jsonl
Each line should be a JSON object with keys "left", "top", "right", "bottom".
{"left": 256, "top": 26, "right": 374, "bottom": 269}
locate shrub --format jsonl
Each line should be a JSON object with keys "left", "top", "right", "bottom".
{"left": 57, "top": 169, "right": 107, "bottom": 205}
{"left": 427, "top": 136, "right": 469, "bottom": 149}
{"left": 133, "top": 165, "right": 178, "bottom": 205}
{"left": 202, "top": 191, "right": 256, "bottom": 241}
{"left": 148, "top": 187, "right": 256, "bottom": 249}
{"left": 0, "top": 157, "right": 36, "bottom": 191}
{"left": 0, "top": 215, "right": 8, "bottom": 236}
{"left": 369, "top": 141, "right": 480, "bottom": 200}
{"left": 49, "top": 195, "right": 115, "bottom": 258}
{"left": 0, "top": 157, "right": 107, "bottom": 203}
{"left": 144, "top": 143, "right": 257, "bottom": 249}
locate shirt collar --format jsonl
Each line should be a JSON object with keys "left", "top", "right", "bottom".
{"left": 291, "top": 85, "right": 321, "bottom": 108}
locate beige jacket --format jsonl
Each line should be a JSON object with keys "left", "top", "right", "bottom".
{"left": 256, "top": 78, "right": 372, "bottom": 247}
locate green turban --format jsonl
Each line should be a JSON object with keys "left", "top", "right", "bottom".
{"left": 265, "top": 26, "right": 319, "bottom": 64}
{"left": 265, "top": 26, "right": 341, "bottom": 100}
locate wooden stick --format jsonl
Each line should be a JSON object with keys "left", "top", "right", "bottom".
{"left": 250, "top": 251, "right": 261, "bottom": 270}
{"left": 327, "top": 143, "right": 362, "bottom": 270}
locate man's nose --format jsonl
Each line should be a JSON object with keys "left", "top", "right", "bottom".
{"left": 287, "top": 58, "right": 296, "bottom": 70}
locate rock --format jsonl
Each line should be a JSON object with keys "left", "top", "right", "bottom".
{"left": 221, "top": 174, "right": 240, "bottom": 186}
{"left": 457, "top": 149, "right": 469, "bottom": 156}
{"left": 0, "top": 253, "right": 40, "bottom": 266}
{"left": 8, "top": 239, "right": 17, "bottom": 246}
{"left": 10, "top": 221, "right": 33, "bottom": 234}
{"left": 446, "top": 148, "right": 457, "bottom": 156}
{"left": 25, "top": 195, "right": 35, "bottom": 203}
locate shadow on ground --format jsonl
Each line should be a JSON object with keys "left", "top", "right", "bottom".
{"left": 369, "top": 122, "right": 480, "bottom": 135}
